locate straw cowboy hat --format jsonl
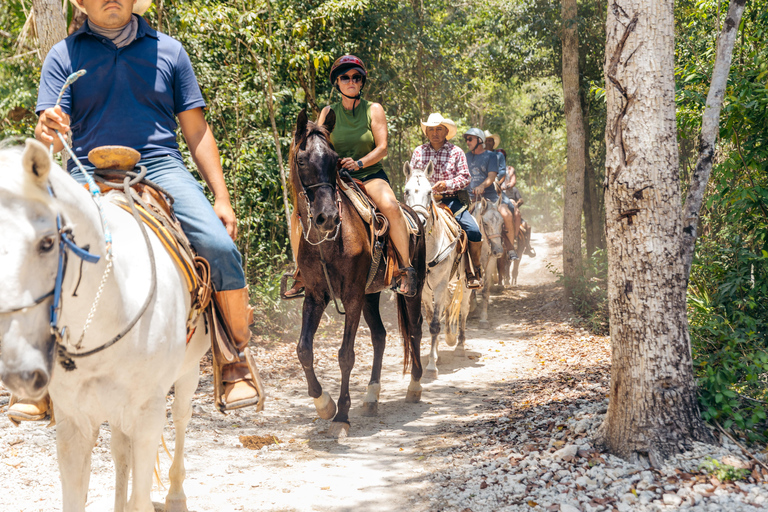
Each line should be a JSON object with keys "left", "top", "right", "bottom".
{"left": 484, "top": 130, "right": 501, "bottom": 149}
{"left": 71, "top": 0, "right": 152, "bottom": 15}
{"left": 420, "top": 113, "right": 458, "bottom": 141}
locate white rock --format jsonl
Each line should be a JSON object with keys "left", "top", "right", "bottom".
{"left": 559, "top": 504, "right": 581, "bottom": 512}
{"left": 553, "top": 444, "right": 579, "bottom": 460}
{"left": 663, "top": 494, "right": 683, "bottom": 507}
{"left": 621, "top": 493, "right": 638, "bottom": 504}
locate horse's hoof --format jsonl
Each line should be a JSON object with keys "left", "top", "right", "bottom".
{"left": 445, "top": 334, "right": 458, "bottom": 348}
{"left": 454, "top": 345, "right": 466, "bottom": 358}
{"left": 424, "top": 368, "right": 438, "bottom": 380}
{"left": 478, "top": 320, "right": 490, "bottom": 329}
{"left": 165, "top": 497, "right": 189, "bottom": 512}
{"left": 361, "top": 401, "right": 379, "bottom": 416}
{"left": 405, "top": 380, "right": 422, "bottom": 403}
{"left": 314, "top": 392, "right": 336, "bottom": 420}
{"left": 327, "top": 422, "right": 350, "bottom": 438}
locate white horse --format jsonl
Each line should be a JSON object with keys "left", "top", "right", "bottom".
{"left": 469, "top": 196, "right": 505, "bottom": 329}
{"left": 0, "top": 139, "right": 210, "bottom": 512}
{"left": 403, "top": 161, "right": 470, "bottom": 378}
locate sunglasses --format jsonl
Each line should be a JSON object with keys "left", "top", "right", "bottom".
{"left": 464, "top": 136, "right": 476, "bottom": 142}
{"left": 339, "top": 74, "right": 363, "bottom": 84}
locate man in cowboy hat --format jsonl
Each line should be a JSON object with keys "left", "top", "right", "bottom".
{"left": 463, "top": 128, "right": 518, "bottom": 261}
{"left": 14, "top": 0, "right": 261, "bottom": 423}
{"left": 409, "top": 113, "right": 483, "bottom": 288}
{"left": 483, "top": 131, "right": 519, "bottom": 260}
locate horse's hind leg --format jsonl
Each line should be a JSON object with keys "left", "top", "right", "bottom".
{"left": 111, "top": 427, "right": 131, "bottom": 512}
{"left": 164, "top": 368, "right": 200, "bottom": 512}
{"left": 422, "top": 284, "right": 439, "bottom": 379}
{"left": 404, "top": 292, "right": 424, "bottom": 403}
{"left": 362, "top": 293, "right": 385, "bottom": 416}
{"left": 455, "top": 281, "right": 471, "bottom": 358}
{"left": 126, "top": 397, "right": 167, "bottom": 512}
{"left": 57, "top": 415, "right": 98, "bottom": 512}
{"left": 328, "top": 300, "right": 363, "bottom": 438}
{"left": 297, "top": 295, "right": 335, "bottom": 420}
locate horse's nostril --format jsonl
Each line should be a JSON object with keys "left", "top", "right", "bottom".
{"left": 27, "top": 369, "right": 48, "bottom": 392}
{"left": 332, "top": 214, "right": 340, "bottom": 226}
{"left": 316, "top": 213, "right": 326, "bottom": 226}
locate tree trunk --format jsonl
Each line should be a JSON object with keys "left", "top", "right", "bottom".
{"left": 561, "top": 0, "right": 586, "bottom": 286}
{"left": 596, "top": 0, "right": 713, "bottom": 465}
{"left": 68, "top": 9, "right": 87, "bottom": 35}
{"left": 32, "top": 0, "right": 66, "bottom": 60}
{"left": 681, "top": 0, "right": 747, "bottom": 279}
{"left": 582, "top": 96, "right": 604, "bottom": 258}
{"left": 297, "top": 59, "right": 320, "bottom": 119}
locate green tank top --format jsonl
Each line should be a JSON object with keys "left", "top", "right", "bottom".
{"left": 329, "top": 99, "right": 383, "bottom": 180}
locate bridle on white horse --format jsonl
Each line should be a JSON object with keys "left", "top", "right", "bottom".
{"left": 0, "top": 70, "right": 160, "bottom": 371}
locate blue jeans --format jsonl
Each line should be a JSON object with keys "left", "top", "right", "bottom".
{"left": 441, "top": 198, "right": 482, "bottom": 243}
{"left": 73, "top": 156, "right": 246, "bottom": 291}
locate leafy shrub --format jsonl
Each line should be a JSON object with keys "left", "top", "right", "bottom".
{"left": 699, "top": 457, "right": 751, "bottom": 482}
{"left": 550, "top": 249, "right": 608, "bottom": 335}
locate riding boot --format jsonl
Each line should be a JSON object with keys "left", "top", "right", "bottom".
{"left": 7, "top": 394, "right": 51, "bottom": 426}
{"left": 466, "top": 240, "right": 483, "bottom": 289}
{"left": 214, "top": 288, "right": 263, "bottom": 411}
{"left": 280, "top": 268, "right": 304, "bottom": 300}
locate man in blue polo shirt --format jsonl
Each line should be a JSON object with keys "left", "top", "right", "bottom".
{"left": 9, "top": 0, "right": 260, "bottom": 423}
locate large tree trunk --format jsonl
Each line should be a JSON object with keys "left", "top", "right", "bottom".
{"left": 582, "top": 97, "right": 604, "bottom": 258}
{"left": 33, "top": 0, "right": 66, "bottom": 60}
{"left": 681, "top": 0, "right": 747, "bottom": 279}
{"left": 561, "top": 0, "right": 586, "bottom": 286}
{"left": 596, "top": 0, "right": 713, "bottom": 465}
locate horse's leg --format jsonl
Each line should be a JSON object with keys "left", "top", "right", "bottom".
{"left": 126, "top": 397, "right": 167, "bottom": 512}
{"left": 362, "top": 293, "right": 385, "bottom": 416}
{"left": 456, "top": 280, "right": 471, "bottom": 357}
{"left": 111, "top": 427, "right": 131, "bottom": 512}
{"left": 57, "top": 415, "right": 99, "bottom": 512}
{"left": 404, "top": 290, "right": 424, "bottom": 403}
{"left": 422, "top": 278, "right": 439, "bottom": 379}
{"left": 328, "top": 299, "right": 363, "bottom": 438}
{"left": 297, "top": 294, "right": 335, "bottom": 419}
{"left": 512, "top": 255, "right": 521, "bottom": 286}
{"left": 479, "top": 259, "right": 493, "bottom": 330}
{"left": 164, "top": 367, "right": 200, "bottom": 512}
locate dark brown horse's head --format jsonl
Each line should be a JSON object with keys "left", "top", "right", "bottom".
{"left": 291, "top": 109, "right": 340, "bottom": 234}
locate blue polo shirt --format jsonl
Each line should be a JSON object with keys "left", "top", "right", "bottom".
{"left": 36, "top": 15, "right": 205, "bottom": 172}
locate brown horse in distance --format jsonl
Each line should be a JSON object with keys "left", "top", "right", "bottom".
{"left": 289, "top": 109, "right": 426, "bottom": 437}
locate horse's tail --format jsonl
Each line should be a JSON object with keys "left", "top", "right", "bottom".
{"left": 396, "top": 293, "right": 419, "bottom": 375}
{"left": 447, "top": 279, "right": 464, "bottom": 331}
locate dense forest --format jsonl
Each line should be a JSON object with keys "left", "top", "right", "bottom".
{"left": 0, "top": 0, "right": 766, "bottom": 441}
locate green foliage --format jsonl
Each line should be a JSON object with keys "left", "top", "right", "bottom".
{"left": 699, "top": 457, "right": 751, "bottom": 482}
{"left": 677, "top": 0, "right": 768, "bottom": 441}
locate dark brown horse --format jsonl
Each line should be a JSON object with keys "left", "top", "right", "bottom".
{"left": 290, "top": 109, "right": 426, "bottom": 437}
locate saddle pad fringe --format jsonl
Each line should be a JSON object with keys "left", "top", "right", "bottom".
{"left": 111, "top": 196, "right": 198, "bottom": 293}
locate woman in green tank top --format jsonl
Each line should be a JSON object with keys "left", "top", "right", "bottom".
{"left": 284, "top": 55, "right": 416, "bottom": 298}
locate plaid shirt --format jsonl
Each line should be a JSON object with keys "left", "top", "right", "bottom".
{"left": 410, "top": 142, "right": 470, "bottom": 193}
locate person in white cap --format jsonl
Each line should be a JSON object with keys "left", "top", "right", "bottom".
{"left": 410, "top": 113, "right": 483, "bottom": 288}
{"left": 483, "top": 130, "right": 519, "bottom": 260}
{"left": 19, "top": 0, "right": 263, "bottom": 423}
{"left": 463, "top": 128, "right": 519, "bottom": 261}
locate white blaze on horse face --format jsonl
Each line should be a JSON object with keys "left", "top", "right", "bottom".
{"left": 403, "top": 170, "right": 432, "bottom": 227}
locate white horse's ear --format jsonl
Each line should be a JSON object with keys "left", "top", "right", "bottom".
{"left": 425, "top": 160, "right": 435, "bottom": 179}
{"left": 480, "top": 197, "right": 487, "bottom": 214}
{"left": 22, "top": 139, "right": 51, "bottom": 188}
{"left": 403, "top": 161, "right": 412, "bottom": 179}
{"left": 495, "top": 183, "right": 503, "bottom": 209}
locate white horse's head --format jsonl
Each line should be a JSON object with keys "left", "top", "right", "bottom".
{"left": 403, "top": 160, "right": 435, "bottom": 227}
{"left": 0, "top": 139, "right": 61, "bottom": 399}
{"left": 471, "top": 197, "right": 504, "bottom": 257}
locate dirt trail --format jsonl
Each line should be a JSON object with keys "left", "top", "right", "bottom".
{"left": 0, "top": 232, "right": 563, "bottom": 512}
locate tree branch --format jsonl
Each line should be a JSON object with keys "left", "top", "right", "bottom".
{"left": 681, "top": 0, "right": 747, "bottom": 280}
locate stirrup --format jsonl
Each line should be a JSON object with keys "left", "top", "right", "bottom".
{"left": 508, "top": 250, "right": 519, "bottom": 261}
{"left": 525, "top": 247, "right": 536, "bottom": 258}
{"left": 393, "top": 267, "right": 418, "bottom": 298}
{"left": 280, "top": 272, "right": 304, "bottom": 300}
{"left": 466, "top": 273, "right": 483, "bottom": 289}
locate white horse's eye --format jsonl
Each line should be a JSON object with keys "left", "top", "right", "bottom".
{"left": 38, "top": 236, "right": 55, "bottom": 253}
